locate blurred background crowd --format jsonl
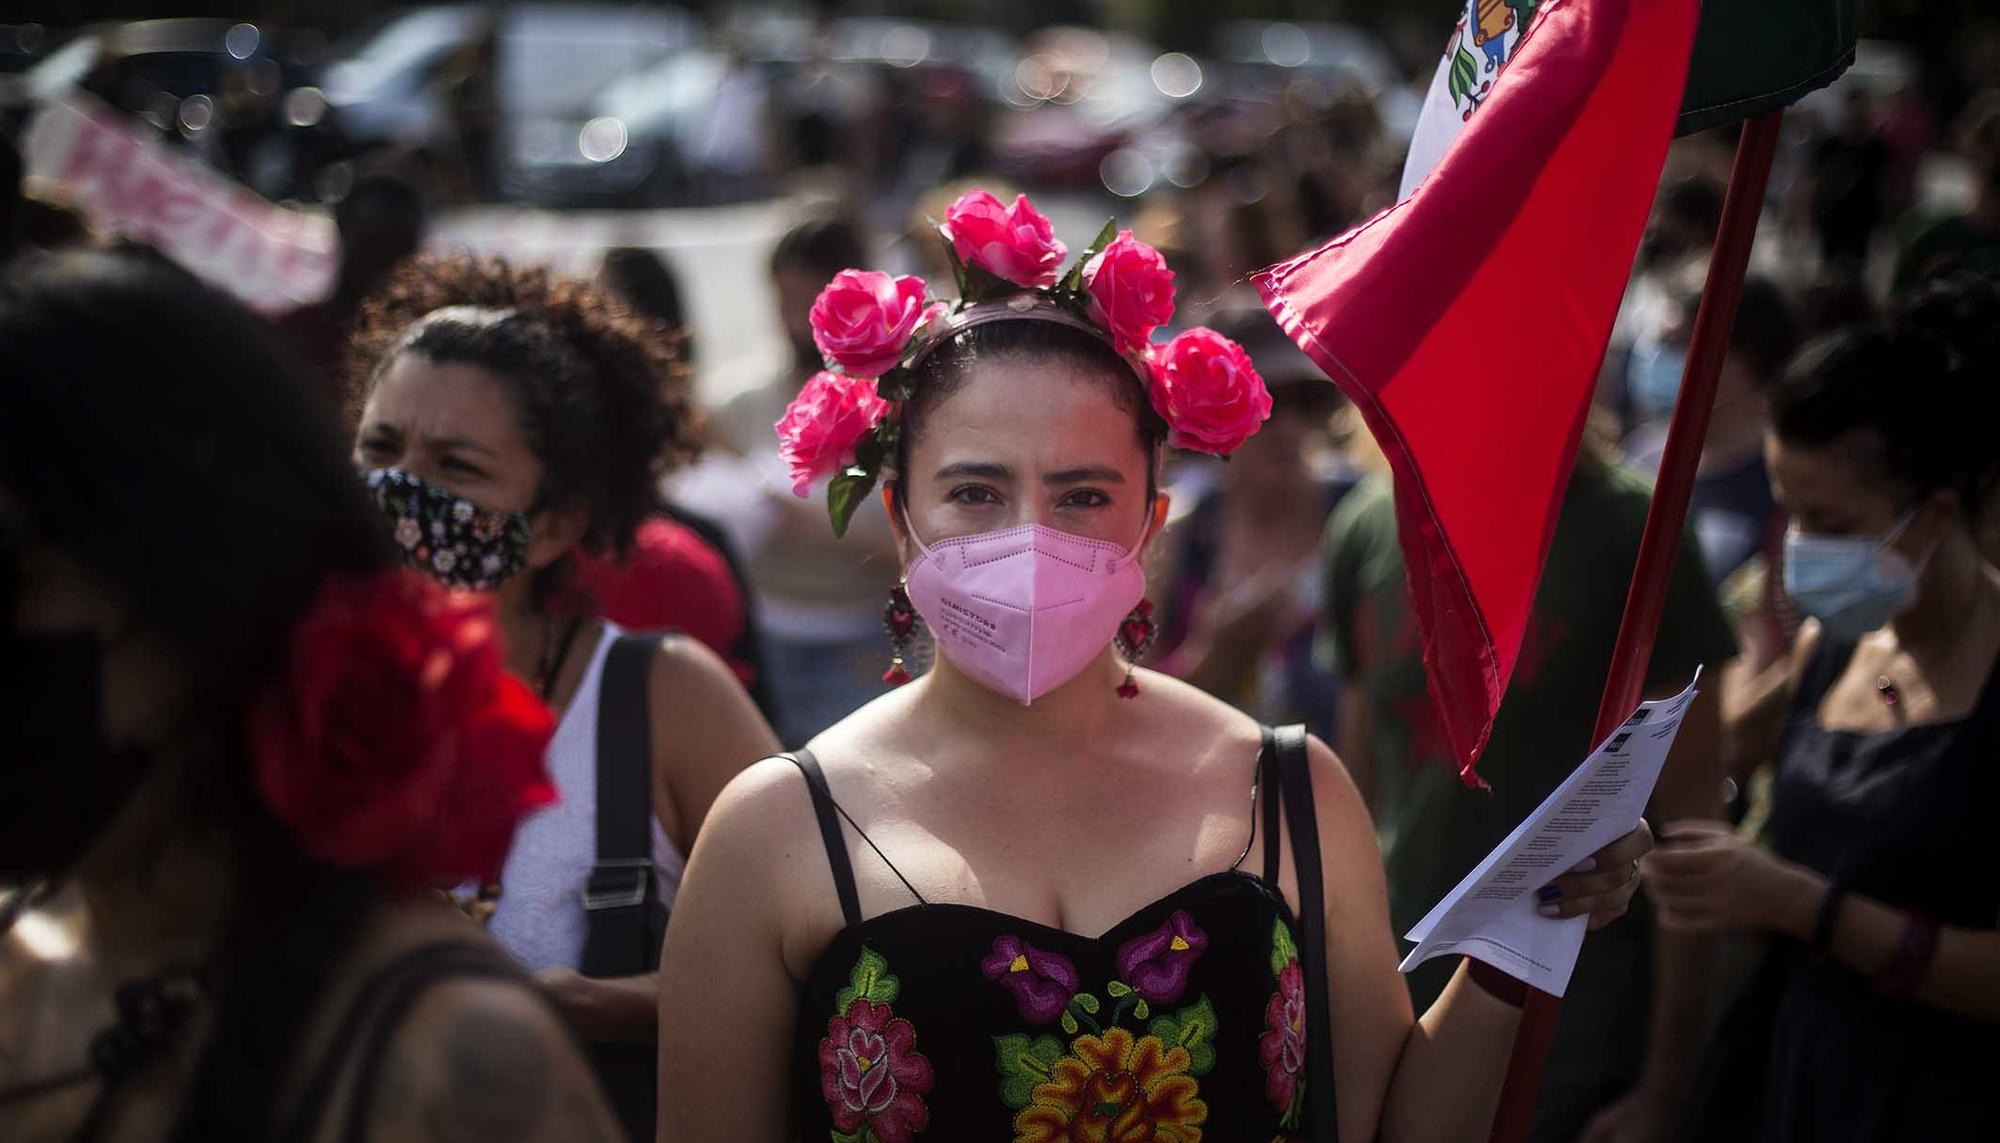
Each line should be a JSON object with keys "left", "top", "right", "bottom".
{"left": 3, "top": 2, "right": 1998, "bottom": 1136}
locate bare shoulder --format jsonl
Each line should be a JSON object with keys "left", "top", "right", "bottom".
{"left": 646, "top": 631, "right": 745, "bottom": 707}
{"left": 358, "top": 978, "right": 621, "bottom": 1143}
{"left": 692, "top": 754, "right": 826, "bottom": 873}
{"left": 1125, "top": 666, "right": 1270, "bottom": 769}
{"left": 1300, "top": 733, "right": 1390, "bottom": 917}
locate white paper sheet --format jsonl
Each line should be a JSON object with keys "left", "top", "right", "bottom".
{"left": 1398, "top": 670, "right": 1702, "bottom": 996}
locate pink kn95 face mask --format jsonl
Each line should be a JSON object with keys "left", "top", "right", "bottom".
{"left": 901, "top": 519, "right": 1149, "bottom": 705}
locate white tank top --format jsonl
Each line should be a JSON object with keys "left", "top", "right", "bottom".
{"left": 489, "top": 621, "right": 686, "bottom": 972}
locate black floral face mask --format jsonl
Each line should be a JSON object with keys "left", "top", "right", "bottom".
{"left": 365, "top": 467, "right": 533, "bottom": 592}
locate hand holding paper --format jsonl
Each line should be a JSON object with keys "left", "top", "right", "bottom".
{"left": 1399, "top": 672, "right": 1703, "bottom": 997}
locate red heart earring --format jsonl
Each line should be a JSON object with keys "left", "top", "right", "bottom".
{"left": 883, "top": 583, "right": 919, "bottom": 686}
{"left": 1114, "top": 599, "right": 1156, "bottom": 699}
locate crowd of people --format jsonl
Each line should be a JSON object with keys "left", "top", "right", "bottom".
{"left": 3, "top": 17, "right": 1999, "bottom": 1143}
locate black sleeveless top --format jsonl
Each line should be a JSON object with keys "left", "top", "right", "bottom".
{"left": 1703, "top": 637, "right": 2000, "bottom": 1142}
{"left": 784, "top": 728, "right": 1332, "bottom": 1143}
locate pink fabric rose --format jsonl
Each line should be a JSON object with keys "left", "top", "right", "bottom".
{"left": 775, "top": 371, "right": 892, "bottom": 496}
{"left": 941, "top": 189, "right": 1068, "bottom": 288}
{"left": 1081, "top": 230, "right": 1176, "bottom": 352}
{"left": 809, "top": 269, "right": 929, "bottom": 378}
{"left": 1148, "top": 327, "right": 1273, "bottom": 455}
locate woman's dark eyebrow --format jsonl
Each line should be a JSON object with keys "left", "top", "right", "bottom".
{"left": 933, "top": 461, "right": 1012, "bottom": 481}
{"left": 425, "top": 434, "right": 500, "bottom": 460}
{"left": 1044, "top": 465, "right": 1125, "bottom": 485}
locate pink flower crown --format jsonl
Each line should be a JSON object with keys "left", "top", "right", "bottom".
{"left": 775, "top": 188, "right": 1272, "bottom": 536}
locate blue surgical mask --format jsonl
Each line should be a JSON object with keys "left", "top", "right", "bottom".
{"left": 1628, "top": 340, "right": 1688, "bottom": 423}
{"left": 1782, "top": 513, "right": 1924, "bottom": 638}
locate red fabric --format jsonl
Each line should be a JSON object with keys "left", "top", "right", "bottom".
{"left": 574, "top": 516, "right": 751, "bottom": 683}
{"left": 1255, "top": 0, "right": 1698, "bottom": 786}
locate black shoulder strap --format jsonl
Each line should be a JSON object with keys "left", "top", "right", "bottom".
{"left": 337, "top": 946, "right": 545, "bottom": 1143}
{"left": 1274, "top": 723, "right": 1340, "bottom": 1142}
{"left": 788, "top": 750, "right": 863, "bottom": 927}
{"left": 1260, "top": 727, "right": 1283, "bottom": 886}
{"left": 581, "top": 632, "right": 666, "bottom": 979}
{"left": 277, "top": 941, "right": 529, "bottom": 1143}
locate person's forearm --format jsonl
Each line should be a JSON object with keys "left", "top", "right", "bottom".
{"left": 1771, "top": 870, "right": 2000, "bottom": 1022}
{"left": 577, "top": 973, "right": 662, "bottom": 1043}
{"left": 1635, "top": 674, "right": 1723, "bottom": 1104}
{"left": 1380, "top": 961, "right": 1522, "bottom": 1143}
{"left": 1631, "top": 926, "right": 1715, "bottom": 1104}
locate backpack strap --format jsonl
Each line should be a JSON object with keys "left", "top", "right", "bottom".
{"left": 580, "top": 632, "right": 667, "bottom": 979}
{"left": 1274, "top": 723, "right": 1340, "bottom": 1142}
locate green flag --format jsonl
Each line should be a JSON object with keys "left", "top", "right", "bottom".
{"left": 1676, "top": 0, "right": 1862, "bottom": 135}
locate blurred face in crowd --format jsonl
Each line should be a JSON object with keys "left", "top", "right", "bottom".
{"left": 2, "top": 491, "right": 180, "bottom": 881}
{"left": 1766, "top": 427, "right": 1958, "bottom": 571}
{"left": 894, "top": 356, "right": 1161, "bottom": 561}
{"left": 1229, "top": 379, "right": 1335, "bottom": 495}
{"left": 1653, "top": 306, "right": 1768, "bottom": 443}
{"left": 353, "top": 354, "right": 585, "bottom": 576}
{"left": 773, "top": 260, "right": 827, "bottom": 376}
{"left": 3, "top": 497, "right": 179, "bottom": 751}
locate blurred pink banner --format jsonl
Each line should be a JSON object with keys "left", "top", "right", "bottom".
{"left": 23, "top": 90, "right": 336, "bottom": 314}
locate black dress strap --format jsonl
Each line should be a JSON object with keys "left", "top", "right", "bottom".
{"left": 1260, "top": 727, "right": 1284, "bottom": 886}
{"left": 788, "top": 750, "right": 865, "bottom": 927}
{"left": 277, "top": 940, "right": 536, "bottom": 1143}
{"left": 1273, "top": 723, "right": 1339, "bottom": 1142}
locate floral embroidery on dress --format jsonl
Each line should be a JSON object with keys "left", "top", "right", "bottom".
{"left": 1114, "top": 910, "right": 1209, "bottom": 1006}
{"left": 1010, "top": 1027, "right": 1209, "bottom": 1142}
{"left": 987, "top": 915, "right": 1221, "bottom": 1142}
{"left": 982, "top": 935, "right": 1081, "bottom": 1025}
{"left": 820, "top": 947, "right": 934, "bottom": 1143}
{"left": 1257, "top": 919, "right": 1308, "bottom": 1128}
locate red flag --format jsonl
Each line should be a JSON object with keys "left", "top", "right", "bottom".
{"left": 1255, "top": 0, "right": 1698, "bottom": 787}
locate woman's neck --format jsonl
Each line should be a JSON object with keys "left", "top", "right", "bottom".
{"left": 493, "top": 579, "right": 548, "bottom": 685}
{"left": 1892, "top": 532, "right": 1991, "bottom": 657}
{"left": 915, "top": 647, "right": 1130, "bottom": 762}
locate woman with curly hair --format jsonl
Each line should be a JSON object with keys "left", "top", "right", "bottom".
{"left": 345, "top": 255, "right": 778, "bottom": 1138}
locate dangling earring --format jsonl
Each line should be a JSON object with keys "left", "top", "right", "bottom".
{"left": 1115, "top": 599, "right": 1156, "bottom": 699}
{"left": 883, "top": 583, "right": 919, "bottom": 686}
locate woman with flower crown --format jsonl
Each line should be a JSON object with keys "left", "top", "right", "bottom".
{"left": 658, "top": 191, "right": 1655, "bottom": 1141}
{"left": 0, "top": 249, "right": 620, "bottom": 1140}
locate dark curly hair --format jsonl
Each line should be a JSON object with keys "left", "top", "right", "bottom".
{"left": 346, "top": 255, "right": 698, "bottom": 571}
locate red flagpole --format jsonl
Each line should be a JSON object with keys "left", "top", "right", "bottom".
{"left": 1484, "top": 108, "right": 1785, "bottom": 1143}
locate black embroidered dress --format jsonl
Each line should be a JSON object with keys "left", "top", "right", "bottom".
{"left": 784, "top": 730, "right": 1327, "bottom": 1143}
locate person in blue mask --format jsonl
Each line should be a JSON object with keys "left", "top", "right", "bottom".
{"left": 1645, "top": 279, "right": 2000, "bottom": 1143}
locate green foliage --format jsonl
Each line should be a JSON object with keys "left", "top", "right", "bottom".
{"left": 834, "top": 946, "right": 901, "bottom": 1015}
{"left": 1147, "top": 994, "right": 1219, "bottom": 1076}
{"left": 994, "top": 1033, "right": 1066, "bottom": 1108}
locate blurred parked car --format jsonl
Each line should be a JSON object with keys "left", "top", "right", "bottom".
{"left": 5, "top": 19, "right": 344, "bottom": 202}
{"left": 989, "top": 26, "right": 1183, "bottom": 189}
{"left": 321, "top": 3, "right": 699, "bottom": 205}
